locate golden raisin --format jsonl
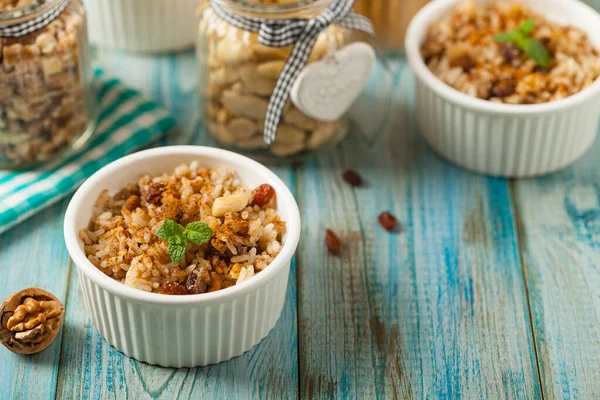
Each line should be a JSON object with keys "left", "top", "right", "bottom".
{"left": 122, "top": 195, "right": 141, "bottom": 212}
{"left": 378, "top": 211, "right": 398, "bottom": 232}
{"left": 146, "top": 182, "right": 165, "bottom": 205}
{"left": 342, "top": 169, "right": 362, "bottom": 187}
{"left": 160, "top": 282, "right": 188, "bottom": 295}
{"left": 252, "top": 184, "right": 275, "bottom": 207}
{"left": 325, "top": 229, "right": 342, "bottom": 255}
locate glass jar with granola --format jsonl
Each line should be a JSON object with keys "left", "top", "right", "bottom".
{"left": 197, "top": 0, "right": 354, "bottom": 162}
{"left": 0, "top": 0, "right": 94, "bottom": 169}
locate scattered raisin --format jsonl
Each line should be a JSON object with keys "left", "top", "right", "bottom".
{"left": 499, "top": 43, "right": 520, "bottom": 64}
{"left": 342, "top": 169, "right": 363, "bottom": 187}
{"left": 325, "top": 229, "right": 342, "bottom": 255}
{"left": 146, "top": 182, "right": 165, "bottom": 205}
{"left": 160, "top": 282, "right": 188, "bottom": 295}
{"left": 252, "top": 184, "right": 275, "bottom": 207}
{"left": 378, "top": 211, "right": 399, "bottom": 232}
{"left": 186, "top": 269, "right": 209, "bottom": 295}
{"left": 490, "top": 80, "right": 515, "bottom": 98}
{"left": 533, "top": 65, "right": 549, "bottom": 74}
{"left": 122, "top": 195, "right": 141, "bottom": 212}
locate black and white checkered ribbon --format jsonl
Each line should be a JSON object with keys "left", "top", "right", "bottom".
{"left": 210, "top": 0, "right": 374, "bottom": 145}
{"left": 0, "top": 0, "right": 69, "bottom": 38}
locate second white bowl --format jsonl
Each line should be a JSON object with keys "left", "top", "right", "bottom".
{"left": 406, "top": 0, "right": 600, "bottom": 177}
{"left": 64, "top": 146, "right": 301, "bottom": 367}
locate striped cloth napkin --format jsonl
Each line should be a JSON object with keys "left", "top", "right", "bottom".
{"left": 0, "top": 70, "right": 176, "bottom": 235}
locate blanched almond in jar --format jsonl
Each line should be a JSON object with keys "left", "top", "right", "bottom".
{"left": 209, "top": 122, "right": 236, "bottom": 145}
{"left": 237, "top": 135, "right": 265, "bottom": 150}
{"left": 228, "top": 118, "right": 257, "bottom": 139}
{"left": 275, "top": 124, "right": 306, "bottom": 145}
{"left": 216, "top": 36, "right": 254, "bottom": 65}
{"left": 271, "top": 140, "right": 306, "bottom": 157}
{"left": 211, "top": 67, "right": 239, "bottom": 87}
{"left": 284, "top": 107, "right": 317, "bottom": 131}
{"left": 212, "top": 194, "right": 250, "bottom": 217}
{"left": 257, "top": 60, "right": 286, "bottom": 79}
{"left": 308, "top": 121, "right": 339, "bottom": 150}
{"left": 221, "top": 90, "right": 269, "bottom": 120}
{"left": 252, "top": 42, "right": 292, "bottom": 61}
{"left": 239, "top": 64, "right": 277, "bottom": 96}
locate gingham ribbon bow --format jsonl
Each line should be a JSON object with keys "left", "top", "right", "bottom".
{"left": 210, "top": 0, "right": 374, "bottom": 145}
{"left": 0, "top": 0, "right": 69, "bottom": 38}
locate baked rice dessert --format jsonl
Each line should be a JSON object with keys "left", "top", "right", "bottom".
{"left": 421, "top": 0, "right": 600, "bottom": 104}
{"left": 78, "top": 162, "right": 286, "bottom": 295}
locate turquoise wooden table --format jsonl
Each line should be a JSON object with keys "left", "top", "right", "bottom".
{"left": 1, "top": 43, "right": 600, "bottom": 398}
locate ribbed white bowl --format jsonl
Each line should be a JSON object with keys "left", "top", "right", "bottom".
{"left": 406, "top": 0, "right": 600, "bottom": 177}
{"left": 83, "top": 0, "right": 197, "bottom": 52}
{"left": 64, "top": 146, "right": 301, "bottom": 367}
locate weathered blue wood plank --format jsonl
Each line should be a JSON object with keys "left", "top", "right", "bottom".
{"left": 54, "top": 50, "right": 299, "bottom": 399}
{"left": 297, "top": 58, "right": 541, "bottom": 398}
{"left": 513, "top": 133, "right": 600, "bottom": 399}
{"left": 0, "top": 200, "right": 71, "bottom": 400}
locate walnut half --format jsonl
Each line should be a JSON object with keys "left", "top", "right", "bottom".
{"left": 0, "top": 288, "right": 65, "bottom": 355}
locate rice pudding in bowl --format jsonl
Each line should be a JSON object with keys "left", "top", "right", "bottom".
{"left": 420, "top": 0, "right": 600, "bottom": 104}
{"left": 64, "top": 146, "right": 301, "bottom": 367}
{"left": 79, "top": 164, "right": 285, "bottom": 295}
{"left": 405, "top": 0, "right": 600, "bottom": 176}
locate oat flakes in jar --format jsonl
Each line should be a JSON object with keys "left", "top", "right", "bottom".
{"left": 197, "top": 0, "right": 375, "bottom": 162}
{"left": 0, "top": 0, "right": 94, "bottom": 169}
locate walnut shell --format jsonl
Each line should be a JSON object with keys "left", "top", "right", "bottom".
{"left": 0, "top": 288, "right": 65, "bottom": 355}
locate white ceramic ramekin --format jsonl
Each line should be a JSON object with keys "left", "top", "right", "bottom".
{"left": 64, "top": 146, "right": 301, "bottom": 367}
{"left": 82, "top": 0, "right": 197, "bottom": 52}
{"left": 406, "top": 0, "right": 600, "bottom": 177}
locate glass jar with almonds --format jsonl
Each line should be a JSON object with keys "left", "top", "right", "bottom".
{"left": 0, "top": 0, "right": 95, "bottom": 169}
{"left": 197, "top": 0, "right": 353, "bottom": 161}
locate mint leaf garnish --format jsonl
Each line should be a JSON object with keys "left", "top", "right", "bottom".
{"left": 157, "top": 219, "right": 214, "bottom": 264}
{"left": 520, "top": 37, "right": 550, "bottom": 69}
{"left": 493, "top": 19, "right": 550, "bottom": 68}
{"left": 518, "top": 19, "right": 535, "bottom": 35}
{"left": 168, "top": 244, "right": 187, "bottom": 265}
{"left": 157, "top": 219, "right": 186, "bottom": 246}
{"left": 184, "top": 222, "right": 213, "bottom": 245}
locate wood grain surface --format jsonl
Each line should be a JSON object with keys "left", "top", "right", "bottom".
{"left": 1, "top": 15, "right": 600, "bottom": 397}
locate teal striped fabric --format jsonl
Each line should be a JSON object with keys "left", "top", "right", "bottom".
{"left": 0, "top": 70, "right": 176, "bottom": 235}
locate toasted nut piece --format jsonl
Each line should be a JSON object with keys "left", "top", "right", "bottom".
{"left": 221, "top": 91, "right": 269, "bottom": 120}
{"left": 1, "top": 288, "right": 65, "bottom": 355}
{"left": 275, "top": 124, "right": 306, "bottom": 145}
{"left": 212, "top": 194, "right": 250, "bottom": 217}
{"left": 35, "top": 33, "right": 58, "bottom": 54}
{"left": 257, "top": 60, "right": 286, "bottom": 79}
{"left": 227, "top": 118, "right": 258, "bottom": 139}
{"left": 284, "top": 108, "right": 318, "bottom": 131}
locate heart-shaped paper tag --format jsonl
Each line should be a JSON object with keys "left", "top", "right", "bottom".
{"left": 290, "top": 42, "right": 376, "bottom": 122}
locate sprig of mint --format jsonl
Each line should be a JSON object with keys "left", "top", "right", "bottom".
{"left": 157, "top": 219, "right": 213, "bottom": 264}
{"left": 494, "top": 19, "right": 550, "bottom": 68}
